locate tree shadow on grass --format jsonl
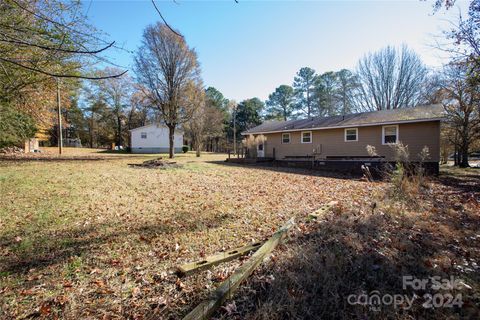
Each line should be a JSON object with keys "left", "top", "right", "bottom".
{"left": 436, "top": 170, "right": 480, "bottom": 195}
{"left": 0, "top": 211, "right": 232, "bottom": 275}
{"left": 216, "top": 204, "right": 480, "bottom": 320}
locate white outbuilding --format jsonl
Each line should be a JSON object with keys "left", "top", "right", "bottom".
{"left": 130, "top": 124, "right": 184, "bottom": 154}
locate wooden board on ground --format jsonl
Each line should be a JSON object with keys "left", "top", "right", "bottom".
{"left": 183, "top": 218, "right": 295, "bottom": 320}
{"left": 177, "top": 242, "right": 264, "bottom": 276}
{"left": 308, "top": 201, "right": 338, "bottom": 220}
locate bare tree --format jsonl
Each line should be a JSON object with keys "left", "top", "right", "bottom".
{"left": 95, "top": 68, "right": 133, "bottom": 146}
{"left": 441, "top": 61, "right": 480, "bottom": 167}
{"left": 134, "top": 23, "right": 200, "bottom": 158}
{"left": 356, "top": 45, "right": 427, "bottom": 111}
{"left": 419, "top": 72, "right": 446, "bottom": 105}
{"left": 184, "top": 82, "right": 206, "bottom": 157}
{"left": 128, "top": 86, "right": 153, "bottom": 130}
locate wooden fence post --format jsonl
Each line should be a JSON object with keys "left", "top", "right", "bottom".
{"left": 183, "top": 219, "right": 295, "bottom": 320}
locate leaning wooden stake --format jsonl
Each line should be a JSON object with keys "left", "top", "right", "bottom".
{"left": 183, "top": 218, "right": 295, "bottom": 320}
{"left": 178, "top": 242, "right": 264, "bottom": 276}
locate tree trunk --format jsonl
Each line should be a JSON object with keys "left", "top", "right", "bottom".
{"left": 168, "top": 125, "right": 175, "bottom": 158}
{"left": 89, "top": 117, "right": 94, "bottom": 149}
{"left": 117, "top": 116, "right": 122, "bottom": 146}
{"left": 196, "top": 139, "right": 201, "bottom": 157}
{"left": 460, "top": 143, "right": 470, "bottom": 168}
{"left": 307, "top": 89, "right": 311, "bottom": 118}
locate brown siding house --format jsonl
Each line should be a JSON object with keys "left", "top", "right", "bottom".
{"left": 241, "top": 105, "right": 444, "bottom": 174}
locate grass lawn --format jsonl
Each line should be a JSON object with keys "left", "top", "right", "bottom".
{"left": 0, "top": 151, "right": 479, "bottom": 319}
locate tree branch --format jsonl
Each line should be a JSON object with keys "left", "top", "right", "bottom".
{"left": 151, "top": 0, "right": 184, "bottom": 38}
{"left": 0, "top": 57, "right": 128, "bottom": 80}
{"left": 0, "top": 36, "right": 116, "bottom": 55}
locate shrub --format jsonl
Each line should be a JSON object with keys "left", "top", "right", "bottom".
{"left": 0, "top": 104, "right": 37, "bottom": 148}
{"left": 182, "top": 145, "right": 189, "bottom": 153}
{"left": 366, "top": 143, "right": 431, "bottom": 205}
{"left": 243, "top": 135, "right": 257, "bottom": 158}
{"left": 366, "top": 144, "right": 378, "bottom": 157}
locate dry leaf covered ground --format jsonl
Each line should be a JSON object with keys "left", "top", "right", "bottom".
{"left": 0, "top": 150, "right": 479, "bottom": 319}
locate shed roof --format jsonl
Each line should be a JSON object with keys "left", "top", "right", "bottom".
{"left": 242, "top": 104, "right": 444, "bottom": 135}
{"left": 129, "top": 123, "right": 184, "bottom": 132}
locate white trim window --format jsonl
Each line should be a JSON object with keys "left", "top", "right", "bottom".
{"left": 344, "top": 128, "right": 358, "bottom": 142}
{"left": 141, "top": 132, "right": 147, "bottom": 139}
{"left": 382, "top": 125, "right": 398, "bottom": 144}
{"left": 281, "top": 133, "right": 291, "bottom": 144}
{"left": 301, "top": 131, "right": 312, "bottom": 144}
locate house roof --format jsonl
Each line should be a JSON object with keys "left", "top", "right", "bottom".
{"left": 242, "top": 104, "right": 444, "bottom": 135}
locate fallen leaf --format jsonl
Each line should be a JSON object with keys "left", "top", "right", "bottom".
{"left": 132, "top": 287, "right": 141, "bottom": 297}
{"left": 222, "top": 301, "right": 237, "bottom": 315}
{"left": 176, "top": 278, "right": 185, "bottom": 291}
{"left": 39, "top": 303, "right": 51, "bottom": 316}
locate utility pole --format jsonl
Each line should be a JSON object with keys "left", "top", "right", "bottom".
{"left": 56, "top": 77, "right": 63, "bottom": 155}
{"left": 233, "top": 102, "right": 237, "bottom": 155}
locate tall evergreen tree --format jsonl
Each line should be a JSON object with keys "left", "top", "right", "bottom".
{"left": 293, "top": 67, "right": 317, "bottom": 118}
{"left": 265, "top": 85, "right": 295, "bottom": 121}
{"left": 229, "top": 98, "right": 264, "bottom": 141}
{"left": 314, "top": 72, "right": 338, "bottom": 116}
{"left": 204, "top": 87, "right": 229, "bottom": 151}
{"left": 335, "top": 69, "right": 360, "bottom": 115}
{"left": 205, "top": 87, "right": 228, "bottom": 111}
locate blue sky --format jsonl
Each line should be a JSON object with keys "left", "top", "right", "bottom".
{"left": 84, "top": 0, "right": 468, "bottom": 101}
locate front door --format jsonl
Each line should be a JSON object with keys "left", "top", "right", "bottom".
{"left": 257, "top": 143, "right": 264, "bottom": 158}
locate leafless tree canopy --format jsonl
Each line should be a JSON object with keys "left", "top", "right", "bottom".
{"left": 356, "top": 45, "right": 428, "bottom": 111}
{"left": 134, "top": 22, "right": 200, "bottom": 157}
{"left": 93, "top": 68, "right": 134, "bottom": 146}
{"left": 441, "top": 61, "right": 480, "bottom": 167}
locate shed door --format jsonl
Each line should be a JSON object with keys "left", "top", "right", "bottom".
{"left": 257, "top": 143, "right": 264, "bottom": 158}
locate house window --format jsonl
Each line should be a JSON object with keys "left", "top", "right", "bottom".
{"left": 301, "top": 131, "right": 312, "bottom": 143}
{"left": 344, "top": 128, "right": 358, "bottom": 142}
{"left": 282, "top": 133, "right": 290, "bottom": 144}
{"left": 382, "top": 125, "right": 398, "bottom": 144}
{"left": 141, "top": 132, "right": 147, "bottom": 139}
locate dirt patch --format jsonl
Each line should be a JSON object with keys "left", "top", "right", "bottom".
{"left": 128, "top": 157, "right": 183, "bottom": 169}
